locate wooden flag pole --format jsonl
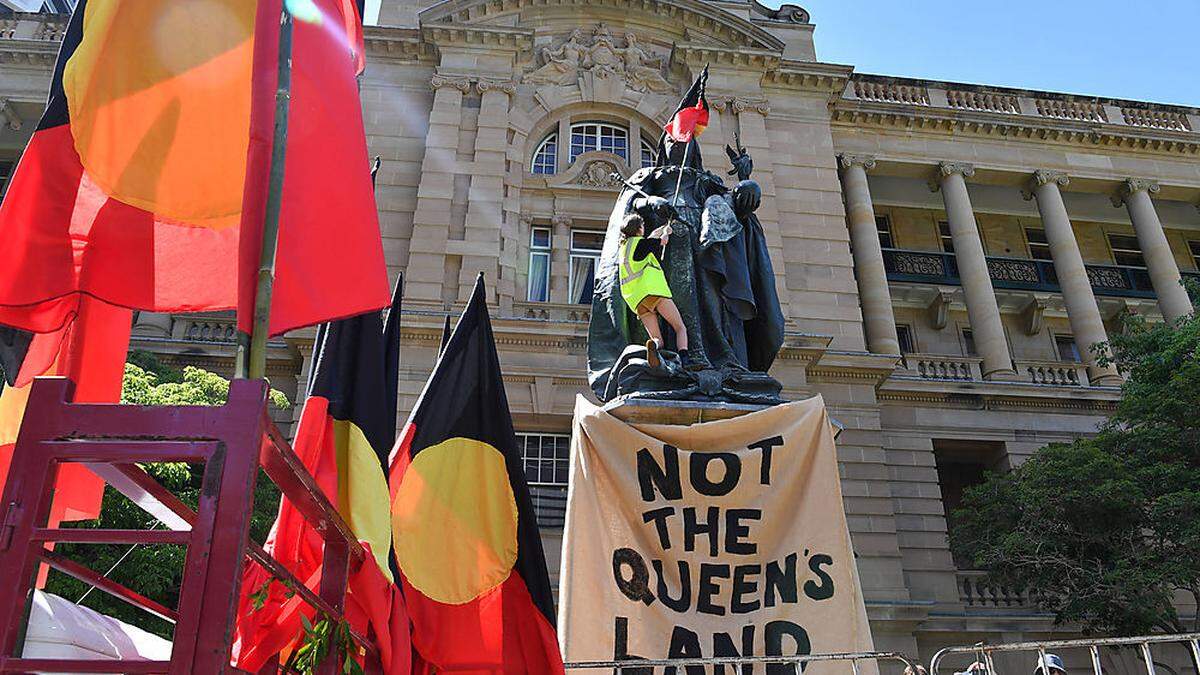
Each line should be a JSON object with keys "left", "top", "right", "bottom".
{"left": 240, "top": 5, "right": 295, "bottom": 380}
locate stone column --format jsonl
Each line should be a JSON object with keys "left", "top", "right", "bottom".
{"left": 837, "top": 154, "right": 899, "bottom": 355}
{"left": 932, "top": 162, "right": 1015, "bottom": 379}
{"left": 1025, "top": 170, "right": 1120, "bottom": 384}
{"left": 459, "top": 78, "right": 516, "bottom": 307}
{"left": 408, "top": 74, "right": 471, "bottom": 301}
{"left": 1113, "top": 178, "right": 1193, "bottom": 322}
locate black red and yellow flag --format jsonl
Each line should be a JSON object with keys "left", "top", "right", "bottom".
{"left": 663, "top": 66, "right": 710, "bottom": 143}
{"left": 233, "top": 278, "right": 409, "bottom": 674}
{"left": 0, "top": 0, "right": 388, "bottom": 338}
{"left": 389, "top": 275, "right": 564, "bottom": 675}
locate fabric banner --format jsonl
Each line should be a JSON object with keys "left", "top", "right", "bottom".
{"left": 560, "top": 395, "right": 874, "bottom": 673}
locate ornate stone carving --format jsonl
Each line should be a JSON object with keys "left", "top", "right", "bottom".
{"left": 890, "top": 251, "right": 947, "bottom": 277}
{"left": 476, "top": 78, "right": 517, "bottom": 95}
{"left": 1112, "top": 177, "right": 1161, "bottom": 207}
{"left": 837, "top": 153, "right": 876, "bottom": 171}
{"left": 730, "top": 97, "right": 770, "bottom": 115}
{"left": 750, "top": 0, "right": 811, "bottom": 23}
{"left": 550, "top": 213, "right": 573, "bottom": 229}
{"left": 929, "top": 161, "right": 975, "bottom": 192}
{"left": 1086, "top": 265, "right": 1131, "bottom": 290}
{"left": 430, "top": 75, "right": 472, "bottom": 92}
{"left": 575, "top": 160, "right": 623, "bottom": 188}
{"left": 524, "top": 25, "right": 671, "bottom": 93}
{"left": 987, "top": 258, "right": 1040, "bottom": 284}
{"left": 1021, "top": 169, "right": 1068, "bottom": 200}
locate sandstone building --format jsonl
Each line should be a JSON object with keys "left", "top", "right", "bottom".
{"left": 1, "top": 0, "right": 1198, "bottom": 664}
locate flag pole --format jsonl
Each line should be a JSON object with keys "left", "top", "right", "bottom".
{"left": 241, "top": 4, "right": 295, "bottom": 380}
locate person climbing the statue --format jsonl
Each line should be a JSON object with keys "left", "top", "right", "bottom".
{"left": 617, "top": 212, "right": 691, "bottom": 370}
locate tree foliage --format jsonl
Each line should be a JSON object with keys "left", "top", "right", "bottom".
{"left": 45, "top": 352, "right": 289, "bottom": 637}
{"left": 951, "top": 307, "right": 1200, "bottom": 634}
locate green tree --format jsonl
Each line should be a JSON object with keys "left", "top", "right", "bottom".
{"left": 951, "top": 307, "right": 1200, "bottom": 635}
{"left": 45, "top": 352, "right": 289, "bottom": 637}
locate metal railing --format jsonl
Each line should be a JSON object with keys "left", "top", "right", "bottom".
{"left": 931, "top": 633, "right": 1200, "bottom": 675}
{"left": 565, "top": 649, "right": 918, "bottom": 674}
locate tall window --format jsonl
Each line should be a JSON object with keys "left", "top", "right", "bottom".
{"left": 570, "top": 122, "right": 628, "bottom": 162}
{"left": 1188, "top": 240, "right": 1200, "bottom": 270}
{"left": 518, "top": 433, "right": 570, "bottom": 528}
{"left": 895, "top": 324, "right": 915, "bottom": 354}
{"left": 933, "top": 439, "right": 1008, "bottom": 568}
{"left": 1108, "top": 233, "right": 1145, "bottom": 268}
{"left": 531, "top": 133, "right": 557, "bottom": 175}
{"left": 961, "top": 328, "right": 976, "bottom": 356}
{"left": 1054, "top": 335, "right": 1081, "bottom": 362}
{"left": 527, "top": 227, "right": 551, "bottom": 302}
{"left": 569, "top": 230, "right": 604, "bottom": 305}
{"left": 938, "top": 220, "right": 955, "bottom": 254}
{"left": 1025, "top": 227, "right": 1052, "bottom": 261}
{"left": 875, "top": 214, "right": 895, "bottom": 249}
{"left": 640, "top": 139, "right": 656, "bottom": 168}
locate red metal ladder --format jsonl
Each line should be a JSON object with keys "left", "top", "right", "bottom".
{"left": 0, "top": 377, "right": 379, "bottom": 674}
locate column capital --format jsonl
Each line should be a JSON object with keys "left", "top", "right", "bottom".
{"left": 837, "top": 153, "right": 876, "bottom": 171}
{"left": 1111, "top": 177, "right": 1160, "bottom": 207}
{"left": 476, "top": 78, "right": 517, "bottom": 95}
{"left": 430, "top": 74, "right": 473, "bottom": 92}
{"left": 1021, "top": 169, "right": 1069, "bottom": 201}
{"left": 928, "top": 161, "right": 974, "bottom": 192}
{"left": 730, "top": 96, "right": 770, "bottom": 116}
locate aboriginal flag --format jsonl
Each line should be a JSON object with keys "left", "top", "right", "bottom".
{"left": 389, "top": 275, "right": 564, "bottom": 675}
{"left": 233, "top": 278, "right": 409, "bottom": 673}
{"left": 663, "top": 66, "right": 710, "bottom": 143}
{"left": 0, "top": 0, "right": 388, "bottom": 338}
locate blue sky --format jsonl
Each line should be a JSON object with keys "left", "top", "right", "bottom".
{"left": 798, "top": 0, "right": 1200, "bottom": 107}
{"left": 365, "top": 0, "right": 1200, "bottom": 107}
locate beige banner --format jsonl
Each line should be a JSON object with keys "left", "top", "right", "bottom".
{"left": 559, "top": 395, "right": 874, "bottom": 673}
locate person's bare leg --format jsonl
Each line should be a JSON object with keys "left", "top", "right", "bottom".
{"left": 655, "top": 300, "right": 688, "bottom": 351}
{"left": 637, "top": 312, "right": 663, "bottom": 368}
{"left": 638, "top": 312, "right": 663, "bottom": 346}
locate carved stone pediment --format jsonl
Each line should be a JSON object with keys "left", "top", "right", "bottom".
{"left": 523, "top": 24, "right": 672, "bottom": 94}
{"left": 544, "top": 151, "right": 631, "bottom": 192}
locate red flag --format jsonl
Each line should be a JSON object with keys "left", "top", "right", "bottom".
{"left": 0, "top": 297, "right": 131, "bottom": 524}
{"left": 662, "top": 67, "right": 710, "bottom": 143}
{"left": 0, "top": 0, "right": 388, "bottom": 338}
{"left": 233, "top": 282, "right": 408, "bottom": 673}
{"left": 389, "top": 276, "right": 564, "bottom": 675}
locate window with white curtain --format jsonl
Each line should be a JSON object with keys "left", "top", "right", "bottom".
{"left": 568, "top": 230, "right": 604, "bottom": 305}
{"left": 527, "top": 227, "right": 551, "bottom": 302}
{"left": 531, "top": 133, "right": 557, "bottom": 175}
{"left": 569, "top": 122, "right": 628, "bottom": 162}
{"left": 517, "top": 432, "right": 570, "bottom": 528}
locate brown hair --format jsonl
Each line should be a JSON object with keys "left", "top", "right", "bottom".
{"left": 620, "top": 213, "right": 645, "bottom": 241}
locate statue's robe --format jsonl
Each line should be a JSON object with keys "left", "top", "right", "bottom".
{"left": 587, "top": 141, "right": 783, "bottom": 401}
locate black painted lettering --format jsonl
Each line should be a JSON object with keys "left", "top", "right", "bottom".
{"left": 665, "top": 625, "right": 706, "bottom": 675}
{"left": 652, "top": 559, "right": 692, "bottom": 613}
{"left": 638, "top": 445, "right": 682, "bottom": 502}
{"left": 642, "top": 506, "right": 676, "bottom": 550}
{"left": 612, "top": 616, "right": 653, "bottom": 675}
{"left": 688, "top": 451, "right": 741, "bottom": 496}
{"left": 730, "top": 564, "right": 761, "bottom": 614}
{"left": 713, "top": 625, "right": 756, "bottom": 675}
{"left": 724, "top": 508, "right": 761, "bottom": 555}
{"left": 682, "top": 506, "right": 720, "bottom": 557}
{"left": 764, "top": 552, "right": 798, "bottom": 607}
{"left": 764, "top": 620, "right": 811, "bottom": 675}
{"left": 612, "top": 548, "right": 655, "bottom": 605}
{"left": 803, "top": 553, "right": 836, "bottom": 601}
{"left": 697, "top": 562, "right": 731, "bottom": 616}
{"left": 748, "top": 435, "right": 783, "bottom": 485}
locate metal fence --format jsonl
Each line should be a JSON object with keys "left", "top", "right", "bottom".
{"left": 931, "top": 633, "right": 1200, "bottom": 675}
{"left": 563, "top": 650, "right": 917, "bottom": 674}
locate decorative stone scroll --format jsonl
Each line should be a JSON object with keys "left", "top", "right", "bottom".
{"left": 1111, "top": 177, "right": 1160, "bottom": 207}
{"left": 429, "top": 74, "right": 472, "bottom": 92}
{"left": 524, "top": 24, "right": 672, "bottom": 93}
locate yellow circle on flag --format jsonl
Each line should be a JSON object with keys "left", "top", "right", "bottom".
{"left": 62, "top": 0, "right": 255, "bottom": 229}
{"left": 393, "top": 437, "right": 519, "bottom": 605}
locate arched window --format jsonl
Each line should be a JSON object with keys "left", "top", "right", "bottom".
{"left": 531, "top": 133, "right": 558, "bottom": 174}
{"left": 640, "top": 139, "right": 656, "bottom": 168}
{"left": 569, "top": 122, "right": 628, "bottom": 161}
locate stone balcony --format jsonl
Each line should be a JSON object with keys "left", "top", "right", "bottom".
{"left": 899, "top": 353, "right": 1090, "bottom": 387}
{"left": 842, "top": 73, "right": 1200, "bottom": 138}
{"left": 882, "top": 247, "right": 1200, "bottom": 300}
{"left": 956, "top": 570, "right": 1037, "bottom": 611}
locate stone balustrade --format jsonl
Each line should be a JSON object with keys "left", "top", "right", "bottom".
{"left": 905, "top": 354, "right": 981, "bottom": 382}
{"left": 1016, "top": 359, "right": 1089, "bottom": 387}
{"left": 957, "top": 571, "right": 1034, "bottom": 608}
{"left": 845, "top": 75, "right": 1200, "bottom": 132}
{"left": 176, "top": 317, "right": 238, "bottom": 344}
{"left": 0, "top": 14, "right": 66, "bottom": 42}
{"left": 513, "top": 301, "right": 591, "bottom": 324}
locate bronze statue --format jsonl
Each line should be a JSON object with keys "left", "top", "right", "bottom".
{"left": 587, "top": 69, "right": 785, "bottom": 404}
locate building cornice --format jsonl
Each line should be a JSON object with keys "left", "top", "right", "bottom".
{"left": 420, "top": 22, "right": 533, "bottom": 51}
{"left": 834, "top": 74, "right": 1200, "bottom": 156}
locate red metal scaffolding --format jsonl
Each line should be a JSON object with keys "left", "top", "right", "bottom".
{"left": 0, "top": 376, "right": 379, "bottom": 674}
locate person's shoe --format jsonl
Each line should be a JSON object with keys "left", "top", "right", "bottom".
{"left": 645, "top": 339, "right": 661, "bottom": 369}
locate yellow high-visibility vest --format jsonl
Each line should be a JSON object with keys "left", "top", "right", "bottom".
{"left": 619, "top": 236, "right": 672, "bottom": 311}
